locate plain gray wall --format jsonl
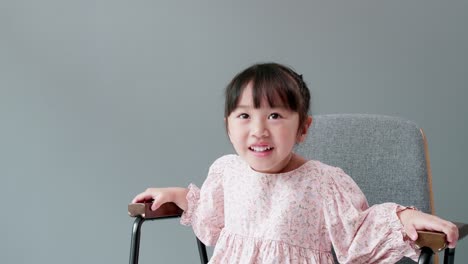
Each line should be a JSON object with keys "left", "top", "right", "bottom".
{"left": 1, "top": 1, "right": 466, "bottom": 263}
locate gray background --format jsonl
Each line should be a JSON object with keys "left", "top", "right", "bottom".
{"left": 1, "top": 1, "right": 467, "bottom": 263}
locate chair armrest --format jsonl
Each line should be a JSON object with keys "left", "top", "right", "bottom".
{"left": 415, "top": 231, "right": 446, "bottom": 252}
{"left": 128, "top": 202, "right": 183, "bottom": 219}
{"left": 415, "top": 222, "right": 468, "bottom": 253}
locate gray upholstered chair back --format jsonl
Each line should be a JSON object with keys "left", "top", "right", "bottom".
{"left": 295, "top": 114, "right": 432, "bottom": 263}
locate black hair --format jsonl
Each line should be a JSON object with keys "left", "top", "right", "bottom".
{"left": 224, "top": 62, "right": 311, "bottom": 130}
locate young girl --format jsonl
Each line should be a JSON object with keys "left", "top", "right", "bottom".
{"left": 132, "top": 63, "right": 458, "bottom": 263}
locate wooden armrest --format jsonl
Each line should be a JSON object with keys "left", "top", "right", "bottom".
{"left": 128, "top": 202, "right": 183, "bottom": 219}
{"left": 415, "top": 231, "right": 446, "bottom": 252}
{"left": 415, "top": 222, "right": 468, "bottom": 253}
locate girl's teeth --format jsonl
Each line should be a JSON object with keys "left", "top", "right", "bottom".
{"left": 250, "top": 146, "right": 272, "bottom": 152}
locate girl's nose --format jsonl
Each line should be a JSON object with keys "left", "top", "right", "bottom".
{"left": 251, "top": 121, "right": 269, "bottom": 138}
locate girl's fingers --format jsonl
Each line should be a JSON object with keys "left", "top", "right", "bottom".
{"left": 131, "top": 190, "right": 158, "bottom": 204}
{"left": 151, "top": 198, "right": 164, "bottom": 211}
{"left": 131, "top": 193, "right": 149, "bottom": 203}
{"left": 406, "top": 225, "right": 418, "bottom": 241}
{"left": 443, "top": 223, "right": 459, "bottom": 248}
{"left": 417, "top": 215, "right": 459, "bottom": 248}
{"left": 130, "top": 188, "right": 169, "bottom": 211}
{"left": 425, "top": 219, "right": 459, "bottom": 246}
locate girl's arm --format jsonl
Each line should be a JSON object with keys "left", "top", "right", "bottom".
{"left": 131, "top": 155, "right": 229, "bottom": 247}
{"left": 131, "top": 187, "right": 189, "bottom": 211}
{"left": 322, "top": 167, "right": 420, "bottom": 263}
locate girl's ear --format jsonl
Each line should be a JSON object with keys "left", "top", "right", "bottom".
{"left": 297, "top": 116, "right": 313, "bottom": 143}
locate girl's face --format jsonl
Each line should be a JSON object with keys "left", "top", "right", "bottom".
{"left": 226, "top": 83, "right": 309, "bottom": 174}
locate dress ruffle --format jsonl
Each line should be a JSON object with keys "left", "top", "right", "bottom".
{"left": 180, "top": 183, "right": 200, "bottom": 226}
{"left": 209, "top": 229, "right": 335, "bottom": 264}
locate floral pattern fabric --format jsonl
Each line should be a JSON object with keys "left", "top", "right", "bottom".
{"left": 181, "top": 155, "right": 418, "bottom": 264}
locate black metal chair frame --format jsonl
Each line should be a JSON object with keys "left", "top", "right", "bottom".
{"left": 129, "top": 215, "right": 209, "bottom": 264}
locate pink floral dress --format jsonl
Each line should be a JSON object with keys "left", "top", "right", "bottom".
{"left": 181, "top": 155, "right": 418, "bottom": 263}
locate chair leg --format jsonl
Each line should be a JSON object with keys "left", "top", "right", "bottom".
{"left": 196, "top": 237, "right": 209, "bottom": 264}
{"left": 129, "top": 216, "right": 208, "bottom": 264}
{"left": 443, "top": 248, "right": 455, "bottom": 264}
{"left": 129, "top": 216, "right": 145, "bottom": 264}
{"left": 418, "top": 247, "right": 434, "bottom": 264}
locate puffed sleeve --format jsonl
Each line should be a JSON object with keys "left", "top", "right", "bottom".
{"left": 321, "top": 167, "right": 419, "bottom": 264}
{"left": 180, "top": 156, "right": 226, "bottom": 246}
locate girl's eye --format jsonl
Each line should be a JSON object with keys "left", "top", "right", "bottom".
{"left": 238, "top": 113, "right": 249, "bottom": 119}
{"left": 268, "top": 113, "right": 282, "bottom": 119}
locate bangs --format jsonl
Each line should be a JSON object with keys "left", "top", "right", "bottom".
{"left": 225, "top": 64, "right": 302, "bottom": 117}
{"left": 251, "top": 72, "right": 299, "bottom": 110}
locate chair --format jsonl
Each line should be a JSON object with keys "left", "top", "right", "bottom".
{"left": 128, "top": 114, "right": 467, "bottom": 264}
{"left": 295, "top": 114, "right": 467, "bottom": 263}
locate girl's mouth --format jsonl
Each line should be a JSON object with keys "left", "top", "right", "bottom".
{"left": 249, "top": 146, "right": 274, "bottom": 152}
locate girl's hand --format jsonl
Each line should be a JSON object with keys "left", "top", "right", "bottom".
{"left": 131, "top": 187, "right": 188, "bottom": 211}
{"left": 398, "top": 209, "right": 459, "bottom": 248}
